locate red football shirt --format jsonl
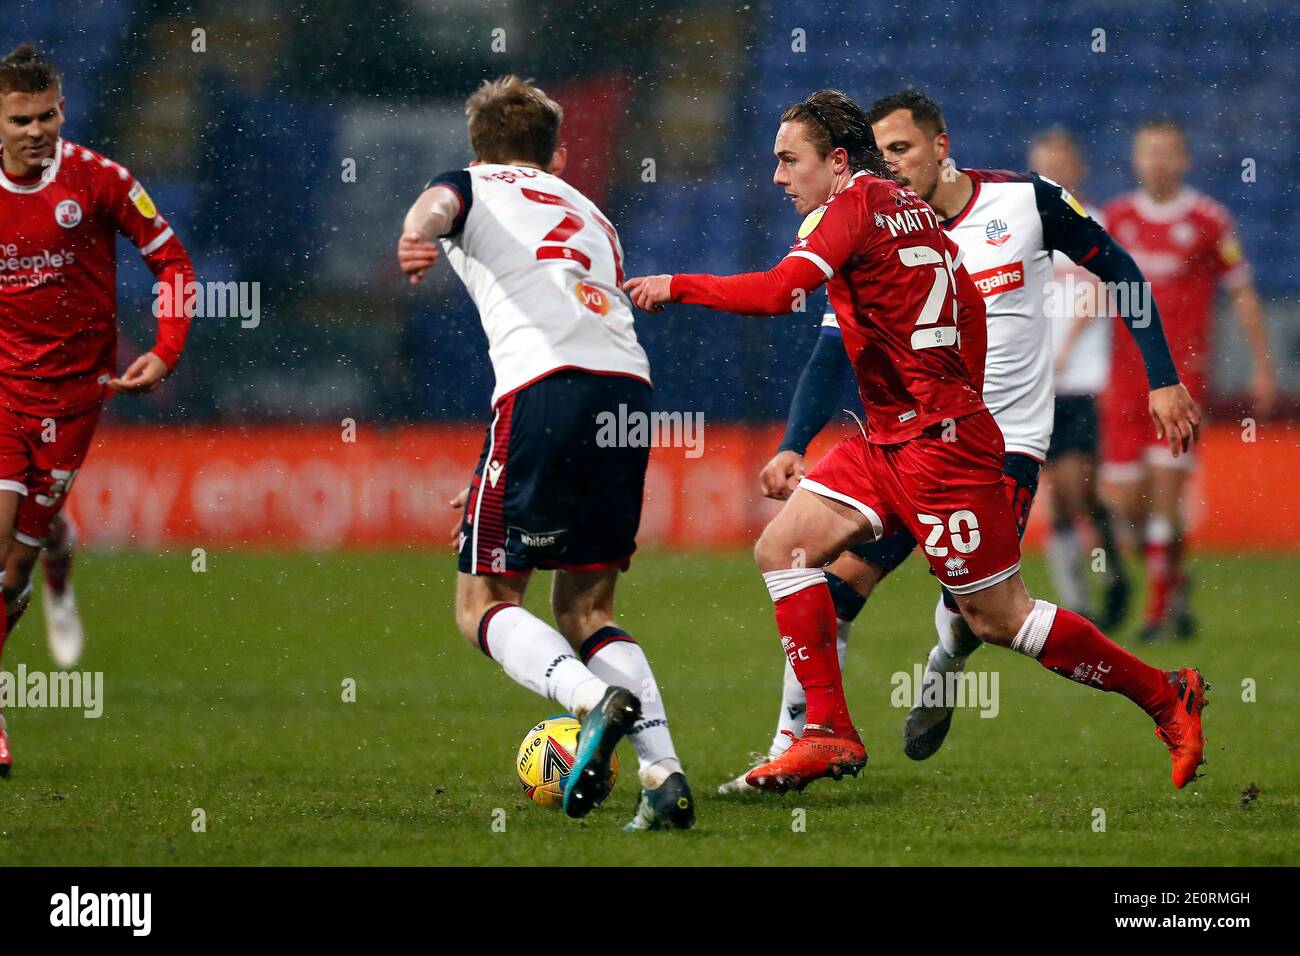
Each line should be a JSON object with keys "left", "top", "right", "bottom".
{"left": 785, "top": 172, "right": 985, "bottom": 443}
{"left": 1102, "top": 187, "right": 1249, "bottom": 393}
{"left": 0, "top": 138, "right": 195, "bottom": 416}
{"left": 670, "top": 171, "right": 986, "bottom": 444}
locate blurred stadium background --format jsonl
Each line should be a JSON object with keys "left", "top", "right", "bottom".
{"left": 7, "top": 0, "right": 1299, "bottom": 551}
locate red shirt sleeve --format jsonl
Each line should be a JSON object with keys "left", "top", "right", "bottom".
{"left": 669, "top": 188, "right": 866, "bottom": 316}
{"left": 104, "top": 167, "right": 196, "bottom": 370}
{"left": 669, "top": 255, "right": 828, "bottom": 315}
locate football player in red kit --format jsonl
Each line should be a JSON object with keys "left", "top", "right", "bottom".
{"left": 625, "top": 90, "right": 1208, "bottom": 793}
{"left": 1102, "top": 118, "right": 1275, "bottom": 641}
{"left": 0, "top": 45, "right": 195, "bottom": 776}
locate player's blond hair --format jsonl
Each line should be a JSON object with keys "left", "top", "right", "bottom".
{"left": 465, "top": 76, "right": 563, "bottom": 168}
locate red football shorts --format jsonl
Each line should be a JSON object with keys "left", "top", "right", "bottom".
{"left": 0, "top": 402, "right": 102, "bottom": 546}
{"left": 1101, "top": 370, "right": 1202, "bottom": 478}
{"left": 801, "top": 409, "right": 1022, "bottom": 595}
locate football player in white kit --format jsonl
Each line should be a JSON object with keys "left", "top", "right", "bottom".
{"left": 722, "top": 90, "right": 1199, "bottom": 790}
{"left": 1030, "top": 128, "right": 1130, "bottom": 628}
{"left": 397, "top": 76, "right": 693, "bottom": 829}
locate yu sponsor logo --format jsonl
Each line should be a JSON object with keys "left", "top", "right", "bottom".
{"left": 890, "top": 665, "right": 1000, "bottom": 719}
{"left": 595, "top": 404, "right": 704, "bottom": 459}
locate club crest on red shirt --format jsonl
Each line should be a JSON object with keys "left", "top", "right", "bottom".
{"left": 55, "top": 199, "right": 82, "bottom": 229}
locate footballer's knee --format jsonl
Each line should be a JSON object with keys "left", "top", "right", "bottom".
{"left": 3, "top": 543, "right": 38, "bottom": 597}
{"left": 754, "top": 526, "right": 804, "bottom": 573}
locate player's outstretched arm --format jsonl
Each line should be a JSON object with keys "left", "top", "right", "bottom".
{"left": 398, "top": 185, "right": 462, "bottom": 284}
{"left": 624, "top": 254, "right": 829, "bottom": 316}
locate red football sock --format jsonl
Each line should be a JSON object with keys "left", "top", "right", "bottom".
{"left": 765, "top": 569, "right": 854, "bottom": 737}
{"left": 1143, "top": 517, "right": 1178, "bottom": 625}
{"left": 1143, "top": 541, "right": 1171, "bottom": 624}
{"left": 1013, "top": 599, "right": 1175, "bottom": 720}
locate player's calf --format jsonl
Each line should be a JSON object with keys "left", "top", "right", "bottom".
{"left": 953, "top": 575, "right": 1036, "bottom": 647}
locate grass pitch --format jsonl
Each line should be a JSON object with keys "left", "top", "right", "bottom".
{"left": 1, "top": 549, "right": 1295, "bottom": 866}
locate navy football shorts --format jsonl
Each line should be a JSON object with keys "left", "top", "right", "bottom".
{"left": 1046, "top": 393, "right": 1100, "bottom": 462}
{"left": 459, "top": 369, "right": 652, "bottom": 576}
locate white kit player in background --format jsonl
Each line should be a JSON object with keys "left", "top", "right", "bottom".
{"left": 396, "top": 76, "right": 693, "bottom": 830}
{"left": 1031, "top": 128, "right": 1129, "bottom": 628}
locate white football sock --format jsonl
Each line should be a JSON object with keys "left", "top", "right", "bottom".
{"left": 933, "top": 598, "right": 980, "bottom": 671}
{"left": 1047, "top": 524, "right": 1090, "bottom": 613}
{"left": 583, "top": 637, "right": 681, "bottom": 788}
{"left": 1009, "top": 599, "right": 1058, "bottom": 659}
{"left": 771, "top": 618, "right": 851, "bottom": 756}
{"left": 483, "top": 605, "right": 606, "bottom": 716}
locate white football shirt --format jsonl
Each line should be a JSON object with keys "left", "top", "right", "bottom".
{"left": 432, "top": 164, "right": 650, "bottom": 406}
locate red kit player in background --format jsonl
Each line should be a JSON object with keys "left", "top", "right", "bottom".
{"left": 0, "top": 45, "right": 195, "bottom": 776}
{"left": 1102, "top": 119, "right": 1275, "bottom": 641}
{"left": 626, "top": 90, "right": 1208, "bottom": 792}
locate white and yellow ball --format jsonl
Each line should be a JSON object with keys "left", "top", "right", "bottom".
{"left": 516, "top": 715, "right": 618, "bottom": 809}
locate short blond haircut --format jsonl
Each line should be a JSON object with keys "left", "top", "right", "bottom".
{"left": 465, "top": 75, "right": 563, "bottom": 167}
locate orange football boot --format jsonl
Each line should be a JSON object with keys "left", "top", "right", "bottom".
{"left": 1154, "top": 668, "right": 1209, "bottom": 789}
{"left": 744, "top": 726, "right": 867, "bottom": 792}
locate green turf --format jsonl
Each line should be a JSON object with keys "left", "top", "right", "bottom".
{"left": 0, "top": 549, "right": 1295, "bottom": 865}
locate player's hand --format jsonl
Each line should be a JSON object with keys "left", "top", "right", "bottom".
{"left": 622, "top": 275, "right": 673, "bottom": 313}
{"left": 107, "top": 351, "right": 169, "bottom": 395}
{"left": 759, "top": 449, "right": 805, "bottom": 500}
{"left": 398, "top": 232, "right": 440, "bottom": 285}
{"left": 1148, "top": 383, "right": 1201, "bottom": 458}
{"left": 1250, "top": 366, "right": 1277, "bottom": 419}
{"left": 449, "top": 488, "right": 468, "bottom": 550}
